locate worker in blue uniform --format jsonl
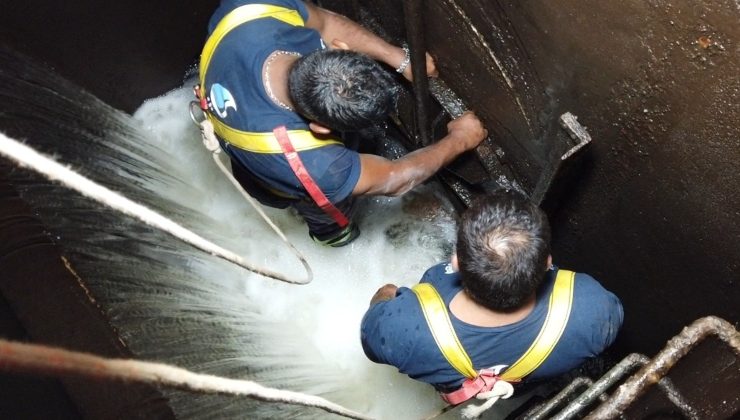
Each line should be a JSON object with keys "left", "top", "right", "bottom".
{"left": 361, "top": 190, "right": 623, "bottom": 403}
{"left": 199, "top": 0, "right": 487, "bottom": 246}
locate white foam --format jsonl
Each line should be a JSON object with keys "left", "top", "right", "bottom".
{"left": 133, "top": 86, "right": 457, "bottom": 418}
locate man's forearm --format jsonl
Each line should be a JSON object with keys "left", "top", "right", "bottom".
{"left": 386, "top": 135, "right": 470, "bottom": 195}
{"left": 305, "top": 3, "right": 404, "bottom": 69}
{"left": 357, "top": 134, "right": 470, "bottom": 197}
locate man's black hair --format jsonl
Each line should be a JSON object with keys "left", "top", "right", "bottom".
{"left": 456, "top": 190, "right": 551, "bottom": 312}
{"left": 288, "top": 49, "right": 398, "bottom": 132}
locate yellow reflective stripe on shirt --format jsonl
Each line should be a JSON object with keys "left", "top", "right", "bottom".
{"left": 500, "top": 269, "right": 575, "bottom": 381}
{"left": 412, "top": 269, "right": 575, "bottom": 382}
{"left": 210, "top": 118, "right": 341, "bottom": 153}
{"left": 200, "top": 4, "right": 305, "bottom": 86}
{"left": 412, "top": 283, "right": 478, "bottom": 379}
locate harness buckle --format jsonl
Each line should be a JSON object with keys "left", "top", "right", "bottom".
{"left": 189, "top": 100, "right": 207, "bottom": 127}
{"left": 441, "top": 369, "right": 504, "bottom": 405}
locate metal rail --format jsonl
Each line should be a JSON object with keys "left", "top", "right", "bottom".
{"left": 548, "top": 353, "right": 698, "bottom": 420}
{"left": 585, "top": 316, "right": 740, "bottom": 419}
{"left": 524, "top": 377, "right": 599, "bottom": 420}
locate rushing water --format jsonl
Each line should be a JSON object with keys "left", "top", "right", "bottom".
{"left": 1, "top": 47, "right": 460, "bottom": 419}
{"left": 132, "top": 85, "right": 460, "bottom": 419}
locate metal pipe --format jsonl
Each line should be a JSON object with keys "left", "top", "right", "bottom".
{"left": 402, "top": 0, "right": 432, "bottom": 145}
{"left": 549, "top": 354, "right": 647, "bottom": 420}
{"left": 585, "top": 316, "right": 740, "bottom": 419}
{"left": 550, "top": 353, "right": 698, "bottom": 420}
{"left": 525, "top": 377, "right": 596, "bottom": 420}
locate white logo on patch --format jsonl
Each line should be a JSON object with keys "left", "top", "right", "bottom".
{"left": 209, "top": 83, "right": 237, "bottom": 118}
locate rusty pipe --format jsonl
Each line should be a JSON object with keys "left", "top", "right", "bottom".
{"left": 585, "top": 316, "right": 740, "bottom": 420}
{"left": 551, "top": 353, "right": 698, "bottom": 420}
{"left": 524, "top": 377, "right": 597, "bottom": 420}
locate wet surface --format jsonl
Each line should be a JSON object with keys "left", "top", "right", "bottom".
{"left": 0, "top": 0, "right": 738, "bottom": 417}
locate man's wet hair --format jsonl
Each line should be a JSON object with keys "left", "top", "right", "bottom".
{"left": 288, "top": 49, "right": 398, "bottom": 132}
{"left": 456, "top": 190, "right": 551, "bottom": 312}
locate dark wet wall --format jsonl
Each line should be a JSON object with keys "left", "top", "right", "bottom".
{"left": 494, "top": 0, "right": 740, "bottom": 354}
{"left": 320, "top": 0, "right": 740, "bottom": 356}
{"left": 0, "top": 0, "right": 737, "bottom": 381}
{"left": 1, "top": 0, "right": 219, "bottom": 113}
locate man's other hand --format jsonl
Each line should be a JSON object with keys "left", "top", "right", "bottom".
{"left": 403, "top": 52, "right": 439, "bottom": 81}
{"left": 369, "top": 283, "right": 399, "bottom": 306}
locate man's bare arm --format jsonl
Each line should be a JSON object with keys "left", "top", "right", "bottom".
{"left": 303, "top": 2, "right": 436, "bottom": 80}
{"left": 353, "top": 112, "right": 488, "bottom": 197}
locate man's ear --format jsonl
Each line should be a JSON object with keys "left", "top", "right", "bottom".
{"left": 309, "top": 122, "right": 332, "bottom": 134}
{"left": 331, "top": 39, "right": 350, "bottom": 50}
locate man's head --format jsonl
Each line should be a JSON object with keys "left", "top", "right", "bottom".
{"left": 288, "top": 49, "right": 399, "bottom": 132}
{"left": 456, "top": 190, "right": 551, "bottom": 312}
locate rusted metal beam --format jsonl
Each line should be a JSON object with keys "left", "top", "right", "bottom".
{"left": 585, "top": 316, "right": 740, "bottom": 419}
{"left": 550, "top": 353, "right": 698, "bottom": 420}
{"left": 525, "top": 377, "right": 599, "bottom": 420}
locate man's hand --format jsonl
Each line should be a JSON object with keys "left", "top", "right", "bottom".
{"left": 369, "top": 284, "right": 399, "bottom": 306}
{"left": 446, "top": 111, "right": 488, "bottom": 151}
{"left": 402, "top": 52, "right": 439, "bottom": 82}
{"left": 353, "top": 110, "right": 488, "bottom": 197}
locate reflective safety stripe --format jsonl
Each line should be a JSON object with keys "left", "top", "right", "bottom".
{"left": 199, "top": 4, "right": 337, "bottom": 152}
{"left": 500, "top": 269, "right": 575, "bottom": 381}
{"left": 413, "top": 283, "right": 479, "bottom": 379}
{"left": 412, "top": 269, "right": 575, "bottom": 386}
{"left": 200, "top": 4, "right": 304, "bottom": 86}
{"left": 211, "top": 118, "right": 341, "bottom": 153}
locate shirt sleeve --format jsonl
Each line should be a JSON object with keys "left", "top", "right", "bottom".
{"left": 574, "top": 273, "right": 624, "bottom": 353}
{"left": 360, "top": 286, "right": 412, "bottom": 365}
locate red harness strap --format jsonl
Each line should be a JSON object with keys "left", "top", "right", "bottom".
{"left": 273, "top": 126, "right": 349, "bottom": 228}
{"left": 441, "top": 369, "right": 504, "bottom": 405}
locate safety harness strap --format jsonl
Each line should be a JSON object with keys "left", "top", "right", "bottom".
{"left": 412, "top": 269, "right": 576, "bottom": 405}
{"left": 210, "top": 117, "right": 342, "bottom": 153}
{"left": 200, "top": 4, "right": 304, "bottom": 84}
{"left": 274, "top": 126, "right": 349, "bottom": 228}
{"left": 413, "top": 282, "right": 479, "bottom": 379}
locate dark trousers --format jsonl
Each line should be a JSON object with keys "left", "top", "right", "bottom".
{"left": 229, "top": 157, "right": 356, "bottom": 241}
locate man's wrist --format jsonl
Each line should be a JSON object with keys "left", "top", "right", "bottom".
{"left": 395, "top": 44, "right": 411, "bottom": 74}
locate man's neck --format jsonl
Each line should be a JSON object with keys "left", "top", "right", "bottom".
{"left": 262, "top": 51, "right": 300, "bottom": 110}
{"left": 449, "top": 290, "right": 536, "bottom": 328}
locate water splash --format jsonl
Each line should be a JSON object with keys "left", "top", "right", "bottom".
{"left": 1, "top": 48, "right": 457, "bottom": 419}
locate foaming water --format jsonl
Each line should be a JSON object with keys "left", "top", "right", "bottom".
{"left": 131, "top": 86, "right": 456, "bottom": 418}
